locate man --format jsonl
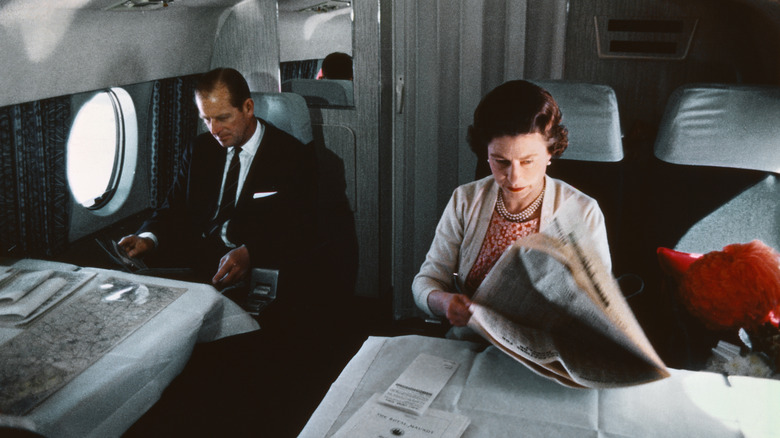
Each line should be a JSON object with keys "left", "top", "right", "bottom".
{"left": 119, "top": 68, "right": 317, "bottom": 290}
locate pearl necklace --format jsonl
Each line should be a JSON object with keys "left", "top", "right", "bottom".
{"left": 495, "top": 184, "right": 545, "bottom": 223}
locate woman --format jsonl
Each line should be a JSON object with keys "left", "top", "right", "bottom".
{"left": 412, "top": 80, "right": 612, "bottom": 329}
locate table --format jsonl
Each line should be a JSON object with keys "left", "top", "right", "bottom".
{"left": 0, "top": 259, "right": 259, "bottom": 438}
{"left": 300, "top": 335, "right": 780, "bottom": 437}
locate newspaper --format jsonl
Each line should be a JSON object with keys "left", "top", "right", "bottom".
{"left": 467, "top": 200, "right": 669, "bottom": 388}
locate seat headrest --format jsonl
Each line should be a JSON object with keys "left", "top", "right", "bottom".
{"left": 654, "top": 84, "right": 780, "bottom": 173}
{"left": 251, "top": 92, "right": 313, "bottom": 145}
{"left": 281, "top": 79, "right": 353, "bottom": 107}
{"left": 531, "top": 80, "right": 623, "bottom": 162}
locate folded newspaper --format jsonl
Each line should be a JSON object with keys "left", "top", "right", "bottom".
{"left": 467, "top": 200, "right": 669, "bottom": 388}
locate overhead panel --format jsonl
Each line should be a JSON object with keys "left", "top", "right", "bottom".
{"left": 595, "top": 16, "right": 698, "bottom": 60}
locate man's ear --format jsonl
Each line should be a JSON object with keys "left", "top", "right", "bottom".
{"left": 243, "top": 97, "right": 254, "bottom": 116}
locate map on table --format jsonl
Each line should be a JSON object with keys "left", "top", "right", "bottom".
{"left": 0, "top": 274, "right": 186, "bottom": 416}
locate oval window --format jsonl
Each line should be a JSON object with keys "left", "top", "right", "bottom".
{"left": 67, "top": 89, "right": 125, "bottom": 209}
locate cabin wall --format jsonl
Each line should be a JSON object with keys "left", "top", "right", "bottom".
{"left": 565, "top": 0, "right": 780, "bottom": 150}
{"left": 0, "top": 8, "right": 220, "bottom": 107}
{"left": 211, "top": 0, "right": 281, "bottom": 93}
{"left": 310, "top": 0, "right": 382, "bottom": 298}
{"left": 278, "top": 8, "right": 352, "bottom": 62}
{"left": 67, "top": 82, "right": 155, "bottom": 243}
{"left": 0, "top": 0, "right": 282, "bottom": 107}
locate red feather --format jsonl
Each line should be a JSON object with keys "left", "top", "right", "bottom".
{"left": 677, "top": 241, "right": 780, "bottom": 330}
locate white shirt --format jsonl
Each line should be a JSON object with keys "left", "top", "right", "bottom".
{"left": 214, "top": 120, "right": 264, "bottom": 212}
{"left": 217, "top": 120, "right": 264, "bottom": 246}
{"left": 140, "top": 120, "right": 265, "bottom": 248}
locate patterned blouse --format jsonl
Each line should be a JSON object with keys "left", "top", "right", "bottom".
{"left": 465, "top": 209, "right": 540, "bottom": 292}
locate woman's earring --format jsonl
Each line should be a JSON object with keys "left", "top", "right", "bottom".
{"left": 547, "top": 161, "right": 552, "bottom": 166}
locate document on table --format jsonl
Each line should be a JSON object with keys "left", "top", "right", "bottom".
{"left": 379, "top": 353, "right": 459, "bottom": 416}
{"left": 332, "top": 393, "right": 470, "bottom": 438}
{"left": 332, "top": 353, "right": 468, "bottom": 437}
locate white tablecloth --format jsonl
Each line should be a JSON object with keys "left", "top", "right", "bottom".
{"left": 0, "top": 259, "right": 259, "bottom": 438}
{"left": 300, "top": 335, "right": 780, "bottom": 438}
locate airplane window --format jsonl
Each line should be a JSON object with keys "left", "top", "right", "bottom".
{"left": 67, "top": 88, "right": 135, "bottom": 210}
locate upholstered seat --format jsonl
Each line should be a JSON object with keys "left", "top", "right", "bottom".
{"left": 281, "top": 78, "right": 353, "bottom": 107}
{"left": 248, "top": 91, "right": 358, "bottom": 315}
{"left": 652, "top": 83, "right": 780, "bottom": 255}
{"left": 251, "top": 91, "right": 313, "bottom": 144}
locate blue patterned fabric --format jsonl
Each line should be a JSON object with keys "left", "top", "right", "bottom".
{"left": 0, "top": 97, "right": 69, "bottom": 257}
{"left": 280, "top": 59, "right": 322, "bottom": 82}
{"left": 149, "top": 75, "right": 200, "bottom": 208}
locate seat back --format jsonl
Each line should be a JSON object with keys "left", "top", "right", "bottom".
{"left": 251, "top": 90, "right": 358, "bottom": 304}
{"left": 532, "top": 80, "right": 623, "bottom": 163}
{"left": 652, "top": 83, "right": 780, "bottom": 254}
{"left": 251, "top": 91, "right": 313, "bottom": 144}
{"left": 646, "top": 83, "right": 780, "bottom": 368}
{"left": 281, "top": 78, "right": 353, "bottom": 107}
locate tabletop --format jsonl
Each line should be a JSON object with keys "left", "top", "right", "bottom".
{"left": 300, "top": 335, "right": 780, "bottom": 438}
{"left": 0, "top": 258, "right": 259, "bottom": 438}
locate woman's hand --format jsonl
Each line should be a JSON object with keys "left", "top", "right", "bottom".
{"left": 428, "top": 290, "right": 474, "bottom": 326}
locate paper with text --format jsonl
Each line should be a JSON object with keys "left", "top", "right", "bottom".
{"left": 333, "top": 393, "right": 470, "bottom": 438}
{"left": 467, "top": 199, "right": 669, "bottom": 388}
{"left": 379, "top": 353, "right": 459, "bottom": 416}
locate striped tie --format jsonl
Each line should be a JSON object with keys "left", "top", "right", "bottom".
{"left": 216, "top": 146, "right": 242, "bottom": 223}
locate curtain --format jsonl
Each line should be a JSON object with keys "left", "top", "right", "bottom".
{"left": 149, "top": 75, "right": 200, "bottom": 208}
{"left": 280, "top": 59, "right": 323, "bottom": 83}
{"left": 0, "top": 97, "right": 70, "bottom": 258}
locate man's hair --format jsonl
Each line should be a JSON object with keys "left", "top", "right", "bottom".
{"left": 195, "top": 67, "right": 251, "bottom": 109}
{"left": 321, "top": 52, "right": 353, "bottom": 80}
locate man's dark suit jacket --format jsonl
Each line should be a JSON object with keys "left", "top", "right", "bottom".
{"left": 138, "top": 119, "right": 318, "bottom": 280}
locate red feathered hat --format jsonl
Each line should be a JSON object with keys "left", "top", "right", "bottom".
{"left": 658, "top": 241, "right": 780, "bottom": 331}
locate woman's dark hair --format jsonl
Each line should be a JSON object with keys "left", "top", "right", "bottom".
{"left": 195, "top": 67, "right": 251, "bottom": 109}
{"left": 467, "top": 80, "right": 568, "bottom": 160}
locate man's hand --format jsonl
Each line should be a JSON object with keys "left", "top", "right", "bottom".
{"left": 212, "top": 245, "right": 250, "bottom": 289}
{"left": 427, "top": 290, "right": 474, "bottom": 327}
{"left": 117, "top": 235, "right": 154, "bottom": 258}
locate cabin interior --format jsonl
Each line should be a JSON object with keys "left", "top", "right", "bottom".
{"left": 1, "top": 0, "right": 779, "bottom": 436}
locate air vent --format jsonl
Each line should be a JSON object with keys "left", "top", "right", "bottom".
{"left": 595, "top": 16, "right": 698, "bottom": 60}
{"left": 298, "top": 1, "right": 351, "bottom": 13}
{"left": 105, "top": 0, "right": 172, "bottom": 11}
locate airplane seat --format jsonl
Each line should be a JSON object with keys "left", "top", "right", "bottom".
{"left": 251, "top": 91, "right": 313, "bottom": 145}
{"left": 248, "top": 92, "right": 358, "bottom": 329}
{"left": 643, "top": 83, "right": 780, "bottom": 369}
{"left": 474, "top": 80, "right": 627, "bottom": 274}
{"left": 281, "top": 78, "right": 353, "bottom": 107}
{"left": 533, "top": 81, "right": 626, "bottom": 273}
